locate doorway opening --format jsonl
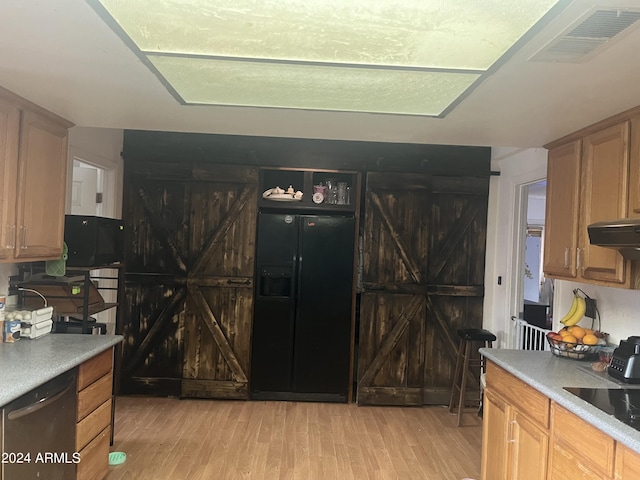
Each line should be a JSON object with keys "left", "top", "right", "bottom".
{"left": 69, "top": 157, "right": 118, "bottom": 334}
{"left": 515, "top": 179, "right": 553, "bottom": 349}
{"left": 71, "top": 159, "right": 103, "bottom": 216}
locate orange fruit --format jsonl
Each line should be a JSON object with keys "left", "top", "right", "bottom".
{"left": 583, "top": 334, "right": 598, "bottom": 346}
{"left": 584, "top": 328, "right": 594, "bottom": 336}
{"left": 569, "top": 326, "right": 586, "bottom": 340}
{"left": 559, "top": 329, "right": 571, "bottom": 338}
{"left": 562, "top": 334, "right": 578, "bottom": 344}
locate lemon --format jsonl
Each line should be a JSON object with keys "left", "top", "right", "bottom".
{"left": 583, "top": 334, "right": 598, "bottom": 346}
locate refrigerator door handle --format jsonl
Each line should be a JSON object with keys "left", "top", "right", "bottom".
{"left": 294, "top": 251, "right": 302, "bottom": 302}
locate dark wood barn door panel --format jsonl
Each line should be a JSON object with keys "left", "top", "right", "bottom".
{"left": 424, "top": 177, "right": 488, "bottom": 404}
{"left": 121, "top": 280, "right": 186, "bottom": 395}
{"left": 122, "top": 172, "right": 191, "bottom": 395}
{"left": 182, "top": 175, "right": 257, "bottom": 399}
{"left": 357, "top": 173, "right": 489, "bottom": 406}
{"left": 357, "top": 173, "right": 431, "bottom": 406}
{"left": 122, "top": 164, "right": 257, "bottom": 398}
{"left": 357, "top": 293, "right": 426, "bottom": 405}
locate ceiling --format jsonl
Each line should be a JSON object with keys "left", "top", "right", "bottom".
{"left": 1, "top": 0, "right": 640, "bottom": 148}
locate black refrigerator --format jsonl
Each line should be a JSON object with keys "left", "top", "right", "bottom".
{"left": 250, "top": 212, "right": 355, "bottom": 402}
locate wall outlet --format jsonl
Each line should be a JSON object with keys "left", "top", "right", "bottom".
{"left": 585, "top": 298, "right": 597, "bottom": 319}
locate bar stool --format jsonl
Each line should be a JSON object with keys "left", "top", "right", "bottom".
{"left": 448, "top": 328, "right": 496, "bottom": 426}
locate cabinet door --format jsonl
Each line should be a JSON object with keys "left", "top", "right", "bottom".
{"left": 0, "top": 97, "right": 20, "bottom": 260}
{"left": 551, "top": 403, "right": 615, "bottom": 478}
{"left": 510, "top": 410, "right": 549, "bottom": 480}
{"left": 543, "top": 140, "right": 581, "bottom": 278}
{"left": 580, "top": 122, "right": 629, "bottom": 283}
{"left": 615, "top": 443, "right": 640, "bottom": 479}
{"left": 14, "top": 109, "right": 68, "bottom": 260}
{"left": 628, "top": 116, "right": 640, "bottom": 219}
{"left": 549, "top": 442, "right": 606, "bottom": 480}
{"left": 481, "top": 388, "right": 509, "bottom": 480}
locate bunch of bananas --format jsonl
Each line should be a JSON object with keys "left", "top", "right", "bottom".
{"left": 559, "top": 291, "right": 587, "bottom": 327}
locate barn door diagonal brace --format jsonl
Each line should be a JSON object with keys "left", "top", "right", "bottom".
{"left": 430, "top": 202, "right": 482, "bottom": 278}
{"left": 136, "top": 178, "right": 189, "bottom": 273}
{"left": 357, "top": 295, "right": 425, "bottom": 389}
{"left": 369, "top": 191, "right": 422, "bottom": 284}
{"left": 123, "top": 286, "right": 187, "bottom": 375}
{"left": 188, "top": 285, "right": 248, "bottom": 383}
{"left": 425, "top": 295, "right": 477, "bottom": 386}
{"left": 191, "top": 184, "right": 256, "bottom": 275}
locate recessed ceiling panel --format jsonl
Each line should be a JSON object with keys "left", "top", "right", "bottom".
{"left": 149, "top": 55, "right": 480, "bottom": 115}
{"left": 89, "top": 0, "right": 567, "bottom": 116}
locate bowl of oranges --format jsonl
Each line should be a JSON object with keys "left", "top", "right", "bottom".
{"left": 546, "top": 326, "right": 608, "bottom": 360}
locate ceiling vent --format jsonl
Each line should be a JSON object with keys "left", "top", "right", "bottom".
{"left": 530, "top": 8, "right": 640, "bottom": 63}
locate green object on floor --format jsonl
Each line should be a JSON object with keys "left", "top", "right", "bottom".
{"left": 109, "top": 452, "right": 127, "bottom": 465}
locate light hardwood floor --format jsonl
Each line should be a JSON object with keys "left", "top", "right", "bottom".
{"left": 106, "top": 396, "right": 482, "bottom": 480}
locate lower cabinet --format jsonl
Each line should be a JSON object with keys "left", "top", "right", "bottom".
{"left": 76, "top": 348, "right": 114, "bottom": 480}
{"left": 615, "top": 443, "right": 640, "bottom": 479}
{"left": 549, "top": 403, "right": 615, "bottom": 479}
{"left": 483, "top": 361, "right": 640, "bottom": 480}
{"left": 481, "top": 363, "right": 549, "bottom": 480}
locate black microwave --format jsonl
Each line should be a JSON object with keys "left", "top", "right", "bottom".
{"left": 64, "top": 215, "right": 124, "bottom": 267}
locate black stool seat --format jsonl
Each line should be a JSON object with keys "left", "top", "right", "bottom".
{"left": 449, "top": 328, "right": 496, "bottom": 426}
{"left": 457, "top": 328, "right": 497, "bottom": 343}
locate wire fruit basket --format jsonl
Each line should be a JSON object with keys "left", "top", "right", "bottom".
{"left": 546, "top": 336, "right": 599, "bottom": 360}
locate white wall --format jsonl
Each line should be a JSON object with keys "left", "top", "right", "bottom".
{"left": 66, "top": 127, "right": 124, "bottom": 218}
{"left": 483, "top": 147, "right": 548, "bottom": 347}
{"left": 554, "top": 280, "right": 640, "bottom": 345}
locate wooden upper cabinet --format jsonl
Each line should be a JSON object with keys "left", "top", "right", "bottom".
{"left": 0, "top": 86, "right": 71, "bottom": 263}
{"left": 628, "top": 116, "right": 640, "bottom": 219}
{"left": 0, "top": 96, "right": 20, "bottom": 260}
{"left": 14, "top": 110, "right": 68, "bottom": 259}
{"left": 579, "top": 122, "right": 629, "bottom": 284}
{"left": 544, "top": 117, "right": 635, "bottom": 287}
{"left": 543, "top": 140, "right": 581, "bottom": 279}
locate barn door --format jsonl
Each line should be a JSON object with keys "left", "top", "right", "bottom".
{"left": 182, "top": 166, "right": 257, "bottom": 399}
{"left": 357, "top": 173, "right": 431, "bottom": 406}
{"left": 424, "top": 176, "right": 488, "bottom": 404}
{"left": 122, "top": 163, "right": 257, "bottom": 398}
{"left": 357, "top": 173, "right": 488, "bottom": 406}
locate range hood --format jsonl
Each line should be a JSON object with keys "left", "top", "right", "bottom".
{"left": 588, "top": 219, "right": 640, "bottom": 260}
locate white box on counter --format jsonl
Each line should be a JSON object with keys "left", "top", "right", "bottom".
{"left": 20, "top": 319, "right": 54, "bottom": 339}
{"left": 4, "top": 306, "right": 54, "bottom": 340}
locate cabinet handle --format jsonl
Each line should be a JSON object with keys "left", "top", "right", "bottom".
{"left": 507, "top": 419, "right": 517, "bottom": 443}
{"left": 564, "top": 247, "right": 569, "bottom": 269}
{"left": 4, "top": 225, "right": 16, "bottom": 249}
{"left": 576, "top": 248, "right": 582, "bottom": 272}
{"left": 20, "top": 226, "right": 28, "bottom": 249}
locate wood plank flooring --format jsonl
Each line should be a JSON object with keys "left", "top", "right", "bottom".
{"left": 106, "top": 396, "right": 482, "bottom": 480}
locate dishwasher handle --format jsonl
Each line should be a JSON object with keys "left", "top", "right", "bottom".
{"left": 7, "top": 379, "right": 74, "bottom": 421}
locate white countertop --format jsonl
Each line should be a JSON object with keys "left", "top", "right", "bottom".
{"left": 480, "top": 348, "right": 640, "bottom": 454}
{"left": 0, "top": 334, "right": 122, "bottom": 407}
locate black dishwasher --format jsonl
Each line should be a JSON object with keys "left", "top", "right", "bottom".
{"left": 1, "top": 369, "right": 78, "bottom": 480}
